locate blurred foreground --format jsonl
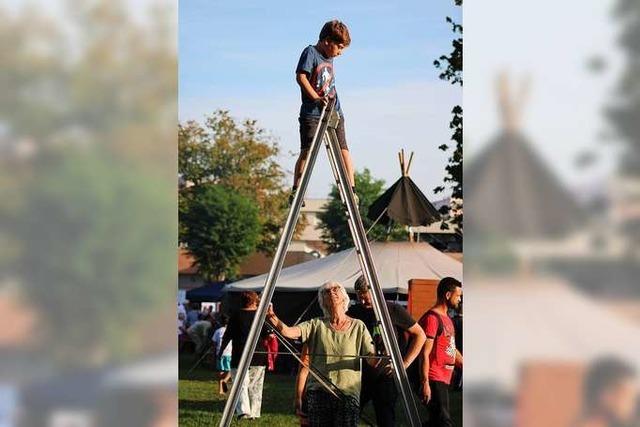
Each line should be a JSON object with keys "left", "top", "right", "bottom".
{"left": 465, "top": 0, "right": 640, "bottom": 426}
{"left": 0, "top": 1, "right": 177, "bottom": 426}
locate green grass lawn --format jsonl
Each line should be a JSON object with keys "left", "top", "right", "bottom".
{"left": 179, "top": 353, "right": 461, "bottom": 426}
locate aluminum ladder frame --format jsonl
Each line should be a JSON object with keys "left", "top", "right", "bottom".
{"left": 219, "top": 98, "right": 422, "bottom": 426}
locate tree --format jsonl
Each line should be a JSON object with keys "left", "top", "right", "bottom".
{"left": 1, "top": 1, "right": 177, "bottom": 364}
{"left": 606, "top": 0, "right": 640, "bottom": 246}
{"left": 15, "top": 148, "right": 175, "bottom": 363}
{"left": 179, "top": 111, "right": 296, "bottom": 254}
{"left": 318, "top": 169, "right": 405, "bottom": 253}
{"left": 180, "top": 185, "right": 260, "bottom": 280}
{"left": 433, "top": 0, "right": 463, "bottom": 232}
{"left": 608, "top": 0, "right": 640, "bottom": 175}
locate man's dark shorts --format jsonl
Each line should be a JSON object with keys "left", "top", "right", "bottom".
{"left": 299, "top": 115, "right": 348, "bottom": 151}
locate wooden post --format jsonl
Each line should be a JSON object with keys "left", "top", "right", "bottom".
{"left": 406, "top": 152, "right": 414, "bottom": 175}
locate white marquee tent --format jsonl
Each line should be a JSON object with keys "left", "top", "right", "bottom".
{"left": 465, "top": 277, "right": 640, "bottom": 390}
{"left": 225, "top": 241, "right": 462, "bottom": 294}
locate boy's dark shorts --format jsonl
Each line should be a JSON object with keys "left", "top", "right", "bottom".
{"left": 299, "top": 115, "right": 348, "bottom": 151}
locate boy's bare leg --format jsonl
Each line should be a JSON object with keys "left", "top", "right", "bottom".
{"left": 293, "top": 149, "right": 310, "bottom": 189}
{"left": 341, "top": 149, "right": 355, "bottom": 188}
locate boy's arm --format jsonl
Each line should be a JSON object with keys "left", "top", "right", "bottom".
{"left": 296, "top": 73, "right": 327, "bottom": 107}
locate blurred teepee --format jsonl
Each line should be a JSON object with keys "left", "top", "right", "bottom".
{"left": 465, "top": 73, "right": 583, "bottom": 239}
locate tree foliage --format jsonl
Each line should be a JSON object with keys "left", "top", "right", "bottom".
{"left": 433, "top": 17, "right": 463, "bottom": 86}
{"left": 433, "top": 1, "right": 463, "bottom": 232}
{"left": 178, "top": 111, "right": 293, "bottom": 254}
{"left": 608, "top": 0, "right": 640, "bottom": 175}
{"left": 318, "top": 169, "right": 405, "bottom": 253}
{"left": 15, "top": 148, "right": 175, "bottom": 363}
{"left": 607, "top": 0, "right": 640, "bottom": 245}
{"left": 180, "top": 185, "right": 260, "bottom": 280}
{"left": 0, "top": 1, "right": 177, "bottom": 364}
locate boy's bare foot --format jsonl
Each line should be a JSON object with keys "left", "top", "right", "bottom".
{"left": 289, "top": 189, "right": 305, "bottom": 207}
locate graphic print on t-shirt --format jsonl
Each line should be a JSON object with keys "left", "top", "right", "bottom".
{"left": 312, "top": 63, "right": 336, "bottom": 99}
{"left": 445, "top": 335, "right": 456, "bottom": 358}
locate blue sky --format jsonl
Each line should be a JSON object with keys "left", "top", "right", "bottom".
{"left": 180, "top": 0, "right": 462, "bottom": 198}
{"left": 465, "top": 0, "right": 619, "bottom": 191}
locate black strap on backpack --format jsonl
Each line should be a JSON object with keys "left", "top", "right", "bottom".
{"left": 418, "top": 309, "right": 444, "bottom": 340}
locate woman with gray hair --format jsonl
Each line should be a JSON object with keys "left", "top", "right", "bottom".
{"left": 267, "top": 280, "right": 378, "bottom": 427}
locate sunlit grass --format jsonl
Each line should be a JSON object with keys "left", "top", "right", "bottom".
{"left": 179, "top": 353, "right": 461, "bottom": 426}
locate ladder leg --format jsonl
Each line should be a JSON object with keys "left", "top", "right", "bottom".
{"left": 323, "top": 131, "right": 361, "bottom": 251}
{"left": 323, "top": 116, "right": 423, "bottom": 427}
{"left": 219, "top": 100, "right": 337, "bottom": 427}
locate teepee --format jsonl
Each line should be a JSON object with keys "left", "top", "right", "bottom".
{"left": 465, "top": 73, "right": 583, "bottom": 238}
{"left": 367, "top": 150, "right": 441, "bottom": 227}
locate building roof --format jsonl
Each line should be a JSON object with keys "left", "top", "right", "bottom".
{"left": 301, "top": 198, "right": 329, "bottom": 213}
{"left": 238, "top": 251, "right": 316, "bottom": 277}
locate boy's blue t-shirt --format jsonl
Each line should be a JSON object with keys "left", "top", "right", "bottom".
{"left": 296, "top": 45, "right": 342, "bottom": 118}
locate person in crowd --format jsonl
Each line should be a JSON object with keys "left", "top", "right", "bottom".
{"left": 219, "top": 291, "right": 268, "bottom": 420}
{"left": 178, "top": 312, "right": 187, "bottom": 336}
{"left": 186, "top": 314, "right": 213, "bottom": 356}
{"left": 345, "top": 275, "right": 426, "bottom": 426}
{"left": 575, "top": 357, "right": 638, "bottom": 427}
{"left": 212, "top": 315, "right": 232, "bottom": 395}
{"left": 178, "top": 300, "right": 188, "bottom": 319}
{"left": 267, "top": 281, "right": 378, "bottom": 427}
{"left": 204, "top": 304, "right": 214, "bottom": 317}
{"left": 419, "top": 277, "right": 463, "bottom": 427}
{"left": 186, "top": 302, "right": 201, "bottom": 327}
{"left": 177, "top": 311, "right": 189, "bottom": 353}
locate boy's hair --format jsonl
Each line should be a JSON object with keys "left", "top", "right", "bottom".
{"left": 319, "top": 20, "right": 351, "bottom": 46}
{"left": 437, "top": 277, "right": 462, "bottom": 302}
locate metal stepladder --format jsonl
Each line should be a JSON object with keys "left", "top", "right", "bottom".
{"left": 219, "top": 98, "right": 422, "bottom": 427}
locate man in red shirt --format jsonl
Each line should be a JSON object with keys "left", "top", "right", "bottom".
{"left": 418, "top": 277, "right": 463, "bottom": 427}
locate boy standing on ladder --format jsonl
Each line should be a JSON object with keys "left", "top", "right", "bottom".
{"left": 291, "top": 20, "right": 356, "bottom": 204}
